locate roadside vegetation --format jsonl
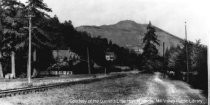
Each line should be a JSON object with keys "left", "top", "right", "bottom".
{"left": 164, "top": 40, "right": 208, "bottom": 96}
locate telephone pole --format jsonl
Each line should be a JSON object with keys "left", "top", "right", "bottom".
{"left": 27, "top": 14, "right": 32, "bottom": 83}
{"left": 163, "top": 42, "right": 165, "bottom": 75}
{"left": 25, "top": 6, "right": 36, "bottom": 83}
{"left": 185, "top": 21, "right": 189, "bottom": 82}
{"left": 87, "top": 47, "right": 91, "bottom": 74}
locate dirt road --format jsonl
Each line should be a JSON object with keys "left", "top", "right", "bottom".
{"left": 126, "top": 72, "right": 207, "bottom": 105}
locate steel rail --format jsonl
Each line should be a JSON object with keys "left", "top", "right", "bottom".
{"left": 0, "top": 74, "right": 126, "bottom": 98}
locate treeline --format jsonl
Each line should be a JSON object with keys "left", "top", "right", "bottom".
{"left": 139, "top": 22, "right": 207, "bottom": 96}
{"left": 0, "top": 0, "right": 141, "bottom": 77}
{"left": 164, "top": 40, "right": 208, "bottom": 96}
{"left": 41, "top": 16, "right": 142, "bottom": 73}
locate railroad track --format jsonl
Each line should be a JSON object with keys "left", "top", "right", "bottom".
{"left": 0, "top": 74, "right": 126, "bottom": 98}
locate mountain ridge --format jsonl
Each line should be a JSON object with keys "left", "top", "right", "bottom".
{"left": 76, "top": 20, "right": 184, "bottom": 55}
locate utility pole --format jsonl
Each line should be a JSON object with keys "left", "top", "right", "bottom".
{"left": 87, "top": 47, "right": 91, "bottom": 74}
{"left": 185, "top": 21, "right": 189, "bottom": 82}
{"left": 163, "top": 42, "right": 165, "bottom": 76}
{"left": 25, "top": 6, "right": 36, "bottom": 83}
{"left": 27, "top": 14, "right": 32, "bottom": 83}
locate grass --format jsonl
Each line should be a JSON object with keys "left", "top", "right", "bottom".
{"left": 0, "top": 73, "right": 151, "bottom": 105}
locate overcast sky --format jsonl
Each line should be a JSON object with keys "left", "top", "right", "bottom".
{"left": 21, "top": 0, "right": 210, "bottom": 45}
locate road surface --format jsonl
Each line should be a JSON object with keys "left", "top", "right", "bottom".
{"left": 126, "top": 72, "right": 207, "bottom": 105}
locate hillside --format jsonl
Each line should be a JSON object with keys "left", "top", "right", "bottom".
{"left": 76, "top": 20, "right": 184, "bottom": 55}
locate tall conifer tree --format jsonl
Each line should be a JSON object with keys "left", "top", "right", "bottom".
{"left": 25, "top": 0, "right": 53, "bottom": 77}
{"left": 142, "top": 21, "right": 159, "bottom": 72}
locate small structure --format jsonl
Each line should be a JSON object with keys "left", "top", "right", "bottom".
{"left": 52, "top": 49, "right": 80, "bottom": 62}
{"left": 105, "top": 52, "right": 116, "bottom": 61}
{"left": 48, "top": 49, "right": 80, "bottom": 76}
{"left": 133, "top": 47, "right": 143, "bottom": 54}
{"left": 126, "top": 44, "right": 143, "bottom": 54}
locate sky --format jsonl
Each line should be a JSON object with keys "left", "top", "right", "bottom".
{"left": 20, "top": 0, "right": 210, "bottom": 45}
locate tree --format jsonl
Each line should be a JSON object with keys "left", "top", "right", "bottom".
{"left": 0, "top": 0, "right": 25, "bottom": 78}
{"left": 0, "top": 11, "right": 3, "bottom": 78}
{"left": 24, "top": 0, "right": 53, "bottom": 77}
{"left": 0, "top": 0, "right": 53, "bottom": 78}
{"left": 141, "top": 21, "right": 160, "bottom": 72}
